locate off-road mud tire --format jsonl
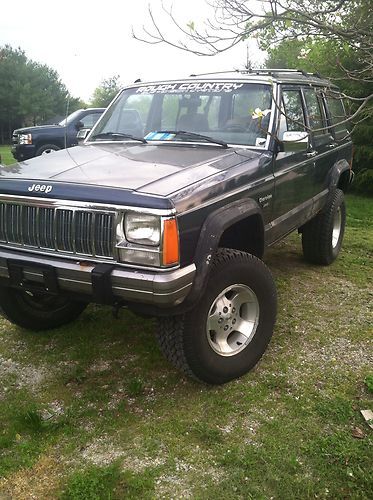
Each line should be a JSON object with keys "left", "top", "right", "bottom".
{"left": 302, "top": 188, "right": 346, "bottom": 265}
{"left": 156, "top": 248, "right": 277, "bottom": 384}
{"left": 0, "top": 287, "right": 87, "bottom": 330}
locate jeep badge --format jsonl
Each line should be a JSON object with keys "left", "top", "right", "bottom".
{"left": 27, "top": 184, "right": 53, "bottom": 194}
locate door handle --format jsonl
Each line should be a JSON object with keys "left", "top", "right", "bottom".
{"left": 306, "top": 150, "right": 318, "bottom": 158}
{"left": 327, "top": 143, "right": 337, "bottom": 148}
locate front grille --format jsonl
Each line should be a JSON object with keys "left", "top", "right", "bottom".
{"left": 0, "top": 202, "right": 115, "bottom": 259}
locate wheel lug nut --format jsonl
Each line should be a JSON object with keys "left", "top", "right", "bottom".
{"left": 232, "top": 308, "right": 236, "bottom": 313}
{"left": 223, "top": 307, "right": 228, "bottom": 313}
{"left": 232, "top": 319, "right": 236, "bottom": 324}
{"left": 218, "top": 318, "right": 223, "bottom": 324}
{"left": 224, "top": 325, "right": 228, "bottom": 331}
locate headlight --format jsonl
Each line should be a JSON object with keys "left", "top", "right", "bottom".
{"left": 19, "top": 133, "right": 32, "bottom": 145}
{"left": 117, "top": 213, "right": 180, "bottom": 268}
{"left": 125, "top": 213, "right": 160, "bottom": 246}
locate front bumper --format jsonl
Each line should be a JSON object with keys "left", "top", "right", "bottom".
{"left": 11, "top": 144, "right": 36, "bottom": 161}
{"left": 0, "top": 248, "right": 196, "bottom": 308}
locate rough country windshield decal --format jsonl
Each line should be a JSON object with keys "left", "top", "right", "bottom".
{"left": 135, "top": 82, "right": 244, "bottom": 94}
{"left": 90, "top": 81, "right": 273, "bottom": 148}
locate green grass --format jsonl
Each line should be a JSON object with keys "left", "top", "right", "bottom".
{"left": 61, "top": 464, "right": 156, "bottom": 500}
{"left": 0, "top": 172, "right": 372, "bottom": 496}
{"left": 365, "top": 375, "right": 373, "bottom": 394}
{"left": 0, "top": 145, "right": 14, "bottom": 165}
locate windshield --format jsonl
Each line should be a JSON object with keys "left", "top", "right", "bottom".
{"left": 58, "top": 109, "right": 83, "bottom": 126}
{"left": 89, "top": 82, "right": 273, "bottom": 148}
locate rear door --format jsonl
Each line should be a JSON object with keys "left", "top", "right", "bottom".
{"left": 325, "top": 90, "right": 353, "bottom": 175}
{"left": 302, "top": 87, "right": 337, "bottom": 209}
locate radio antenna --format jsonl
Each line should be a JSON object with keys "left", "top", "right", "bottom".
{"left": 64, "top": 93, "right": 70, "bottom": 150}
{"left": 63, "top": 92, "right": 78, "bottom": 166}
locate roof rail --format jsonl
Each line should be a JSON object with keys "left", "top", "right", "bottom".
{"left": 189, "top": 70, "right": 240, "bottom": 77}
{"left": 189, "top": 68, "right": 324, "bottom": 79}
{"left": 246, "top": 68, "right": 309, "bottom": 76}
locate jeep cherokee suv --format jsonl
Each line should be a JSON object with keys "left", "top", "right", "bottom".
{"left": 0, "top": 70, "right": 353, "bottom": 384}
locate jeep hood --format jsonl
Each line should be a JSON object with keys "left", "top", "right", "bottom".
{"left": 0, "top": 143, "right": 260, "bottom": 197}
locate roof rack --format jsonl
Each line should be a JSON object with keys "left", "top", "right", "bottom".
{"left": 246, "top": 68, "right": 324, "bottom": 78}
{"left": 189, "top": 70, "right": 240, "bottom": 77}
{"left": 189, "top": 68, "right": 324, "bottom": 79}
{"left": 247, "top": 68, "right": 306, "bottom": 76}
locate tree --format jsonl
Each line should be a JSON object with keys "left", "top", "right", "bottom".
{"left": 0, "top": 46, "right": 27, "bottom": 141}
{"left": 265, "top": 36, "right": 373, "bottom": 193}
{"left": 18, "top": 61, "right": 69, "bottom": 125}
{"left": 0, "top": 45, "right": 80, "bottom": 143}
{"left": 90, "top": 75, "right": 121, "bottom": 108}
{"left": 133, "top": 0, "right": 372, "bottom": 121}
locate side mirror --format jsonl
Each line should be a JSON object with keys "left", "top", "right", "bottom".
{"left": 77, "top": 128, "right": 91, "bottom": 141}
{"left": 75, "top": 121, "right": 84, "bottom": 130}
{"left": 281, "top": 131, "right": 309, "bottom": 152}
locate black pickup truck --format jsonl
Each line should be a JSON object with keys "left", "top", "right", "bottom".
{"left": 11, "top": 108, "right": 104, "bottom": 161}
{"left": 0, "top": 70, "right": 353, "bottom": 384}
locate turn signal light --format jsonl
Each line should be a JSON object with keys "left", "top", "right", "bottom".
{"left": 162, "top": 218, "right": 179, "bottom": 266}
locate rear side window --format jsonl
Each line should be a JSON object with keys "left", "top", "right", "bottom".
{"left": 303, "top": 88, "right": 328, "bottom": 135}
{"left": 326, "top": 93, "right": 348, "bottom": 134}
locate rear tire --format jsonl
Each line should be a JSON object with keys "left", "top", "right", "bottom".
{"left": 302, "top": 188, "right": 346, "bottom": 265}
{"left": 156, "top": 249, "right": 277, "bottom": 384}
{"left": 0, "top": 287, "right": 87, "bottom": 330}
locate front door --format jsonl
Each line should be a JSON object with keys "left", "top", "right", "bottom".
{"left": 269, "top": 86, "right": 316, "bottom": 243}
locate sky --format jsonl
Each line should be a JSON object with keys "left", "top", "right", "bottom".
{"left": 0, "top": 0, "right": 265, "bottom": 102}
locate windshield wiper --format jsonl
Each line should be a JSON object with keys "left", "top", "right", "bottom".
{"left": 91, "top": 132, "right": 147, "bottom": 143}
{"left": 154, "top": 130, "right": 228, "bottom": 148}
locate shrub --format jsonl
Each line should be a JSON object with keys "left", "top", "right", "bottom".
{"left": 352, "top": 169, "right": 373, "bottom": 197}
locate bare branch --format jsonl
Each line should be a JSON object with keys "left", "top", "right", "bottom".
{"left": 132, "top": 0, "right": 372, "bottom": 120}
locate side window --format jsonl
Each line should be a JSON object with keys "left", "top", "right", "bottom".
{"left": 303, "top": 88, "right": 327, "bottom": 134}
{"left": 80, "top": 113, "right": 102, "bottom": 128}
{"left": 326, "top": 93, "right": 348, "bottom": 134}
{"left": 282, "top": 89, "right": 306, "bottom": 133}
{"left": 277, "top": 104, "right": 288, "bottom": 140}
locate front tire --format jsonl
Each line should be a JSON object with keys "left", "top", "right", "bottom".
{"left": 302, "top": 188, "right": 346, "bottom": 265}
{"left": 35, "top": 144, "right": 60, "bottom": 156}
{"left": 0, "top": 287, "right": 87, "bottom": 330}
{"left": 156, "top": 249, "right": 277, "bottom": 384}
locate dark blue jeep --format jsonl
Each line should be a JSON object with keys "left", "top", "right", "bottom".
{"left": 1, "top": 70, "right": 353, "bottom": 384}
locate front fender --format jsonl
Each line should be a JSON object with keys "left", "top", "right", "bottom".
{"left": 184, "top": 198, "right": 264, "bottom": 307}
